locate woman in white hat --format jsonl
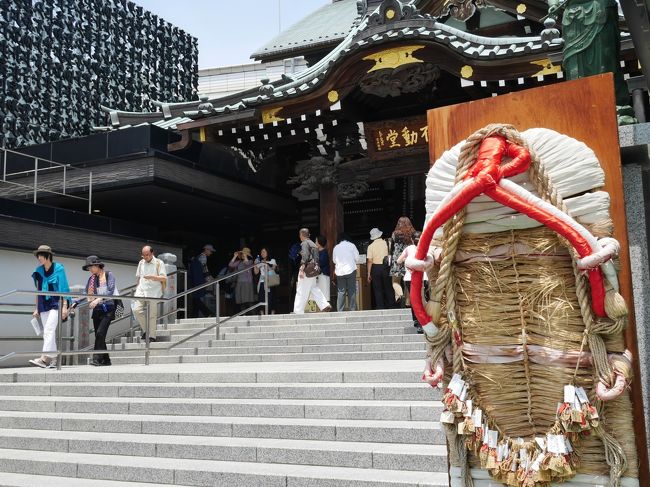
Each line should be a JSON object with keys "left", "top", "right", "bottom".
{"left": 29, "top": 245, "right": 71, "bottom": 368}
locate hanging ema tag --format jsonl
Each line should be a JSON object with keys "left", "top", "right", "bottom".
{"left": 448, "top": 373, "right": 464, "bottom": 396}
{"left": 530, "top": 452, "right": 545, "bottom": 472}
{"left": 472, "top": 407, "right": 483, "bottom": 425}
{"left": 459, "top": 382, "right": 468, "bottom": 402}
{"left": 464, "top": 399, "right": 473, "bottom": 417}
{"left": 488, "top": 430, "right": 499, "bottom": 449}
{"left": 576, "top": 386, "right": 589, "bottom": 404}
{"left": 440, "top": 410, "right": 456, "bottom": 424}
{"left": 563, "top": 385, "right": 576, "bottom": 404}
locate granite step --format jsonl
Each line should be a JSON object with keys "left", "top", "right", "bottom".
{"left": 0, "top": 396, "right": 442, "bottom": 421}
{"left": 0, "top": 411, "right": 444, "bottom": 444}
{"left": 167, "top": 315, "right": 413, "bottom": 331}
{"left": 0, "top": 448, "right": 449, "bottom": 486}
{"left": 0, "top": 382, "right": 441, "bottom": 401}
{"left": 111, "top": 341, "right": 426, "bottom": 358}
{"left": 0, "top": 472, "right": 195, "bottom": 487}
{"left": 158, "top": 324, "right": 419, "bottom": 341}
{"left": 0, "top": 362, "right": 427, "bottom": 384}
{"left": 176, "top": 309, "right": 412, "bottom": 326}
{"left": 0, "top": 429, "right": 447, "bottom": 472}
{"left": 111, "top": 332, "right": 424, "bottom": 351}
{"left": 111, "top": 350, "right": 426, "bottom": 365}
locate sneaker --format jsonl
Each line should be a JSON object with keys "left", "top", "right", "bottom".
{"left": 28, "top": 358, "right": 48, "bottom": 368}
{"left": 321, "top": 306, "right": 332, "bottom": 312}
{"left": 46, "top": 360, "right": 57, "bottom": 369}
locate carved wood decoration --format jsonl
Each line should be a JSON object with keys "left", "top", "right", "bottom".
{"left": 445, "top": 0, "right": 486, "bottom": 21}
{"left": 288, "top": 156, "right": 369, "bottom": 199}
{"left": 359, "top": 62, "right": 441, "bottom": 97}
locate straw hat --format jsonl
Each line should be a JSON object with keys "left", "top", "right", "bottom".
{"left": 369, "top": 228, "right": 383, "bottom": 240}
{"left": 33, "top": 244, "right": 54, "bottom": 256}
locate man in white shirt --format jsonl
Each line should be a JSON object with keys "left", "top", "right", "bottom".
{"left": 133, "top": 245, "right": 167, "bottom": 342}
{"left": 332, "top": 233, "right": 359, "bottom": 311}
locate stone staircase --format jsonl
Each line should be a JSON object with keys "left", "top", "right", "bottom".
{"left": 110, "top": 309, "right": 427, "bottom": 364}
{"left": 0, "top": 309, "right": 448, "bottom": 486}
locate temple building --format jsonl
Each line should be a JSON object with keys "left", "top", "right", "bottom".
{"left": 1, "top": 0, "right": 648, "bottom": 310}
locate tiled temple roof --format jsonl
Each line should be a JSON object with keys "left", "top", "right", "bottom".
{"left": 100, "top": 0, "right": 564, "bottom": 129}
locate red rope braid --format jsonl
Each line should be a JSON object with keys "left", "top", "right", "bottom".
{"left": 411, "top": 136, "right": 606, "bottom": 328}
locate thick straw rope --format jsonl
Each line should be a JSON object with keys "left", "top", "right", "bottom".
{"left": 427, "top": 124, "right": 629, "bottom": 486}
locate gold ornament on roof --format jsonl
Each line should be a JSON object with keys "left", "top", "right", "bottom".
{"left": 363, "top": 45, "right": 425, "bottom": 73}
{"left": 460, "top": 65, "right": 474, "bottom": 78}
{"left": 261, "top": 107, "right": 285, "bottom": 124}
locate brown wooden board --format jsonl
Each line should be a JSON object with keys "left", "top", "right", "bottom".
{"left": 365, "top": 115, "right": 429, "bottom": 160}
{"left": 427, "top": 73, "right": 649, "bottom": 483}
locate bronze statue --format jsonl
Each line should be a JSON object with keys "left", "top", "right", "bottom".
{"left": 548, "top": 0, "right": 636, "bottom": 124}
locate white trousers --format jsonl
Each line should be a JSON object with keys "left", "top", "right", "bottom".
{"left": 294, "top": 275, "right": 330, "bottom": 314}
{"left": 41, "top": 309, "right": 59, "bottom": 356}
{"left": 314, "top": 275, "right": 330, "bottom": 303}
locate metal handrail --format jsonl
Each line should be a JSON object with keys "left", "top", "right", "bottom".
{"left": 1, "top": 146, "right": 94, "bottom": 212}
{"left": 65, "top": 269, "right": 186, "bottom": 360}
{"left": 0, "top": 263, "right": 268, "bottom": 368}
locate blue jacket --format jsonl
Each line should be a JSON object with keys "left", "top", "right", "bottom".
{"left": 32, "top": 262, "right": 71, "bottom": 313}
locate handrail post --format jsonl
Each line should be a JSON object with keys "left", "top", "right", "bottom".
{"left": 215, "top": 281, "right": 220, "bottom": 340}
{"left": 183, "top": 270, "right": 188, "bottom": 319}
{"left": 56, "top": 298, "right": 63, "bottom": 370}
{"left": 62, "top": 165, "right": 67, "bottom": 195}
{"left": 70, "top": 310, "right": 78, "bottom": 366}
{"left": 33, "top": 158, "right": 38, "bottom": 203}
{"left": 144, "top": 301, "right": 150, "bottom": 365}
{"left": 88, "top": 171, "right": 93, "bottom": 214}
{"left": 264, "top": 263, "right": 269, "bottom": 315}
{"left": 2, "top": 148, "right": 6, "bottom": 181}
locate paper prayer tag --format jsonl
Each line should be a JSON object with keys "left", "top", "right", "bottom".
{"left": 576, "top": 387, "right": 589, "bottom": 404}
{"left": 472, "top": 408, "right": 482, "bottom": 425}
{"left": 488, "top": 430, "right": 498, "bottom": 449}
{"left": 440, "top": 411, "right": 456, "bottom": 424}
{"left": 464, "top": 399, "right": 473, "bottom": 417}
{"left": 564, "top": 385, "right": 576, "bottom": 404}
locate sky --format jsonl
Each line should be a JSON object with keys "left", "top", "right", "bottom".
{"left": 131, "top": 0, "right": 330, "bottom": 69}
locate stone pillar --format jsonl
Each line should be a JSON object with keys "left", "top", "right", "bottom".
{"left": 158, "top": 253, "right": 178, "bottom": 326}
{"left": 70, "top": 284, "right": 90, "bottom": 357}
{"left": 620, "top": 123, "right": 650, "bottom": 463}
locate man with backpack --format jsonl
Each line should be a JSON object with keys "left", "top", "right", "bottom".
{"left": 133, "top": 245, "right": 167, "bottom": 342}
{"left": 293, "top": 228, "right": 332, "bottom": 314}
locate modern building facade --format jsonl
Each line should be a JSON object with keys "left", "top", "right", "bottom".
{"left": 0, "top": 0, "right": 198, "bottom": 149}
{"left": 198, "top": 58, "right": 308, "bottom": 99}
